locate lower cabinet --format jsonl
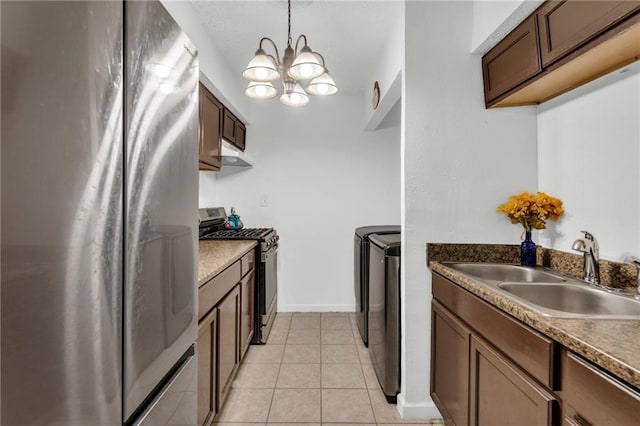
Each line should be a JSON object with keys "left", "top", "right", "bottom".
{"left": 197, "top": 307, "right": 218, "bottom": 426}
{"left": 431, "top": 301, "right": 470, "bottom": 426}
{"left": 469, "top": 335, "right": 555, "bottom": 426}
{"left": 197, "top": 249, "right": 256, "bottom": 426}
{"left": 217, "top": 285, "right": 240, "bottom": 409}
{"left": 561, "top": 350, "right": 640, "bottom": 426}
{"left": 240, "top": 271, "right": 255, "bottom": 357}
{"left": 432, "top": 271, "right": 640, "bottom": 425}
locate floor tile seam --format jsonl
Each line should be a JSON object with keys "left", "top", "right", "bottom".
{"left": 365, "top": 385, "right": 381, "bottom": 424}
{"left": 264, "top": 349, "right": 285, "bottom": 423}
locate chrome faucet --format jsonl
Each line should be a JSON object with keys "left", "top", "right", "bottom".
{"left": 626, "top": 256, "right": 640, "bottom": 299}
{"left": 571, "top": 231, "right": 600, "bottom": 285}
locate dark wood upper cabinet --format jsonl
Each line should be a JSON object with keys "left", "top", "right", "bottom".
{"left": 483, "top": 0, "right": 640, "bottom": 108}
{"left": 482, "top": 15, "right": 542, "bottom": 103}
{"left": 537, "top": 0, "right": 640, "bottom": 67}
{"left": 235, "top": 121, "right": 246, "bottom": 152}
{"left": 222, "top": 110, "right": 236, "bottom": 143}
{"left": 199, "top": 83, "right": 222, "bottom": 171}
{"left": 222, "top": 109, "right": 247, "bottom": 152}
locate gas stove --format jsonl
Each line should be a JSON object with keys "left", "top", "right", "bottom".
{"left": 201, "top": 228, "right": 273, "bottom": 240}
{"left": 198, "top": 207, "right": 279, "bottom": 344}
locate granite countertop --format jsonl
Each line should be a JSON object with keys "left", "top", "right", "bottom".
{"left": 431, "top": 261, "right": 640, "bottom": 390}
{"left": 198, "top": 240, "right": 257, "bottom": 286}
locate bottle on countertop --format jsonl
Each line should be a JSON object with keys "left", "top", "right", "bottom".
{"left": 224, "top": 206, "right": 244, "bottom": 230}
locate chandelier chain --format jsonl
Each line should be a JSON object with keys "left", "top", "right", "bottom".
{"left": 287, "top": 0, "right": 292, "bottom": 45}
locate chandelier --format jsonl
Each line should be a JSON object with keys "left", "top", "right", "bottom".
{"left": 242, "top": 0, "right": 338, "bottom": 107}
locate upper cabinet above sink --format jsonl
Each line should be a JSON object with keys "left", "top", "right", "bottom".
{"left": 482, "top": 0, "right": 640, "bottom": 108}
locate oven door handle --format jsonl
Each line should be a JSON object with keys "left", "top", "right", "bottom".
{"left": 261, "top": 245, "right": 278, "bottom": 262}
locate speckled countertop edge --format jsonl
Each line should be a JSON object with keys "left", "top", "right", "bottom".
{"left": 198, "top": 240, "right": 257, "bottom": 286}
{"left": 430, "top": 261, "right": 640, "bottom": 389}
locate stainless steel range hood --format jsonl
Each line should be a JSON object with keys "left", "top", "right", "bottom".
{"left": 221, "top": 141, "right": 253, "bottom": 167}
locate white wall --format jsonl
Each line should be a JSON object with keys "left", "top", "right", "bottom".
{"left": 215, "top": 96, "right": 400, "bottom": 311}
{"left": 363, "top": 1, "right": 404, "bottom": 130}
{"left": 537, "top": 63, "right": 640, "bottom": 261}
{"left": 161, "top": 0, "right": 249, "bottom": 121}
{"left": 471, "top": 0, "right": 542, "bottom": 54}
{"left": 199, "top": 171, "right": 217, "bottom": 208}
{"left": 402, "top": 0, "right": 537, "bottom": 418}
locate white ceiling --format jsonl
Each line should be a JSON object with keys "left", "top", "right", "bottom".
{"left": 190, "top": 0, "right": 403, "bottom": 96}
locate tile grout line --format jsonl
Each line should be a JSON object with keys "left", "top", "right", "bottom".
{"left": 264, "top": 314, "right": 290, "bottom": 423}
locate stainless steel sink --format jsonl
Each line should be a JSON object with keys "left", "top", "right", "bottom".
{"left": 498, "top": 282, "right": 640, "bottom": 318}
{"left": 442, "top": 262, "right": 640, "bottom": 318}
{"left": 445, "top": 263, "right": 566, "bottom": 283}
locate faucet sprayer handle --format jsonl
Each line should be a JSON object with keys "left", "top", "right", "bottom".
{"left": 580, "top": 230, "right": 599, "bottom": 250}
{"left": 580, "top": 230, "right": 595, "bottom": 241}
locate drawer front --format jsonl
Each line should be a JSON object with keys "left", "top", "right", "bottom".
{"left": 482, "top": 15, "right": 542, "bottom": 102}
{"left": 432, "top": 273, "right": 555, "bottom": 388}
{"left": 241, "top": 250, "right": 255, "bottom": 277}
{"left": 562, "top": 351, "right": 640, "bottom": 426}
{"left": 198, "top": 260, "right": 241, "bottom": 320}
{"left": 537, "top": 0, "right": 640, "bottom": 67}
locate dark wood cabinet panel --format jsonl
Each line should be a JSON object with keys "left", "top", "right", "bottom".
{"left": 240, "top": 271, "right": 255, "bottom": 357}
{"left": 432, "top": 273, "right": 554, "bottom": 388}
{"left": 470, "top": 335, "right": 556, "bottom": 426}
{"left": 199, "top": 83, "right": 222, "bottom": 171}
{"left": 235, "top": 121, "right": 246, "bottom": 152}
{"left": 537, "top": 0, "right": 640, "bottom": 67}
{"left": 482, "top": 15, "right": 542, "bottom": 103}
{"left": 197, "top": 307, "right": 217, "bottom": 426}
{"left": 222, "top": 110, "right": 236, "bottom": 144}
{"left": 217, "top": 285, "right": 240, "bottom": 409}
{"left": 561, "top": 350, "right": 640, "bottom": 426}
{"left": 431, "top": 301, "right": 470, "bottom": 426}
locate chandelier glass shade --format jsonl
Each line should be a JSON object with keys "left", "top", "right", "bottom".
{"left": 242, "top": 0, "right": 337, "bottom": 107}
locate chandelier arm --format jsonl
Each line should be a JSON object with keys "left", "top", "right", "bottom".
{"left": 293, "top": 34, "right": 308, "bottom": 55}
{"left": 311, "top": 52, "right": 326, "bottom": 69}
{"left": 259, "top": 37, "right": 281, "bottom": 65}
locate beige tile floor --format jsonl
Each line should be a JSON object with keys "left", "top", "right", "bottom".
{"left": 214, "top": 312, "right": 443, "bottom": 425}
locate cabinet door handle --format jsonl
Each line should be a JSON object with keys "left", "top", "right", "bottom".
{"left": 573, "top": 414, "right": 593, "bottom": 426}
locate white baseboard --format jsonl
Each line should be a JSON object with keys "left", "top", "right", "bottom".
{"left": 278, "top": 304, "right": 355, "bottom": 313}
{"left": 396, "top": 394, "right": 442, "bottom": 420}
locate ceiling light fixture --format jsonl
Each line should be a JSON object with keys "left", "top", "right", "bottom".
{"left": 242, "top": 0, "right": 338, "bottom": 107}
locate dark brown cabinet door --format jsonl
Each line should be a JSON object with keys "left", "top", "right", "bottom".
{"left": 562, "top": 351, "right": 640, "bottom": 426}
{"left": 470, "top": 336, "right": 556, "bottom": 426}
{"left": 222, "top": 110, "right": 236, "bottom": 144}
{"left": 240, "top": 271, "right": 255, "bottom": 356}
{"left": 199, "top": 83, "right": 222, "bottom": 170}
{"left": 217, "top": 285, "right": 240, "bottom": 409}
{"left": 482, "top": 15, "right": 542, "bottom": 103}
{"left": 197, "top": 307, "right": 217, "bottom": 426}
{"left": 537, "top": 0, "right": 640, "bottom": 67}
{"left": 235, "top": 121, "right": 246, "bottom": 152}
{"left": 430, "top": 301, "right": 470, "bottom": 426}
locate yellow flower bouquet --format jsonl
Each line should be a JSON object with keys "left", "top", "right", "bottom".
{"left": 496, "top": 191, "right": 565, "bottom": 232}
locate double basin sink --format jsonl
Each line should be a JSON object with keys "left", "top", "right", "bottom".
{"left": 444, "top": 262, "right": 640, "bottom": 319}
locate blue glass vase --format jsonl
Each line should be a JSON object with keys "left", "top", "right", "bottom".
{"left": 521, "top": 231, "right": 537, "bottom": 267}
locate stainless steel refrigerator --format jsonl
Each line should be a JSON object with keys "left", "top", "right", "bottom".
{"left": 1, "top": 1, "right": 199, "bottom": 424}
